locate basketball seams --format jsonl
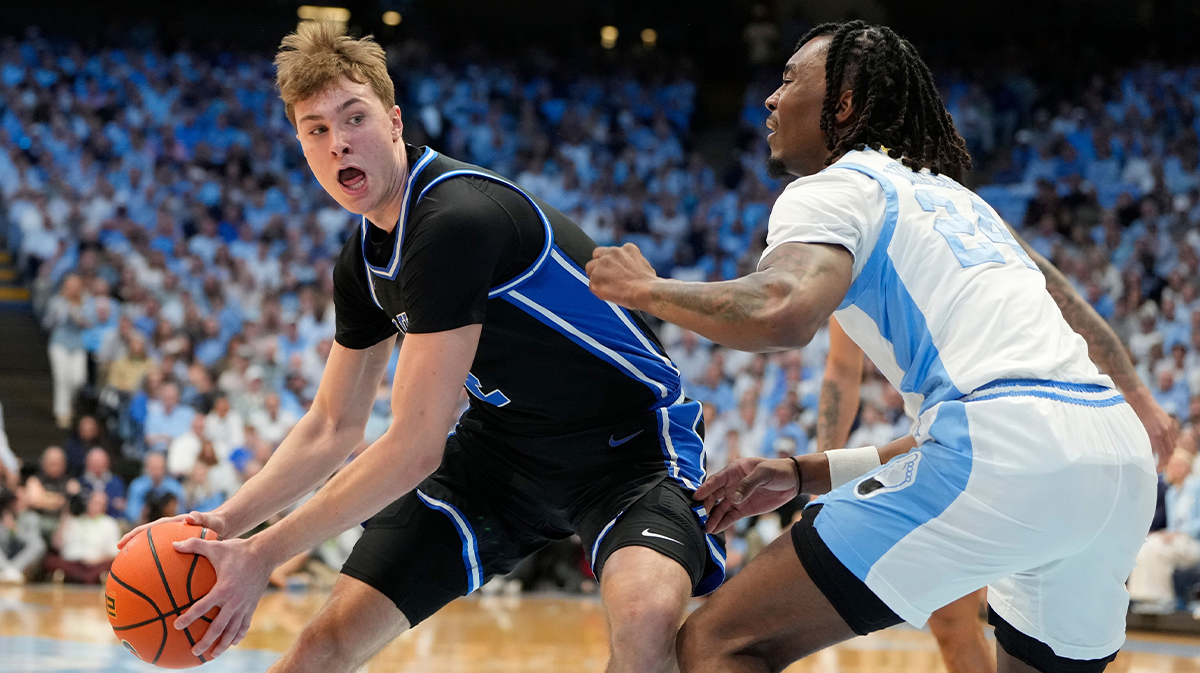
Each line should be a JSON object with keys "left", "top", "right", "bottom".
{"left": 144, "top": 525, "right": 205, "bottom": 665}
{"left": 184, "top": 528, "right": 211, "bottom": 663}
{"left": 146, "top": 527, "right": 182, "bottom": 610}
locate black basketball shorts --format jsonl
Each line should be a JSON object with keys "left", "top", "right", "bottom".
{"left": 341, "top": 422, "right": 726, "bottom": 626}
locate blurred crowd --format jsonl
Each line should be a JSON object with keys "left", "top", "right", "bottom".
{"left": 0, "top": 26, "right": 1198, "bottom": 599}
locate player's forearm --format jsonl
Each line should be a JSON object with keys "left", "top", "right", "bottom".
{"left": 637, "top": 274, "right": 815, "bottom": 352}
{"left": 795, "top": 435, "right": 916, "bottom": 495}
{"left": 250, "top": 427, "right": 445, "bottom": 568}
{"left": 816, "top": 373, "right": 860, "bottom": 451}
{"left": 214, "top": 411, "right": 362, "bottom": 538}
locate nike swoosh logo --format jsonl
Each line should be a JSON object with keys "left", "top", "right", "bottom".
{"left": 641, "top": 529, "right": 683, "bottom": 545}
{"left": 608, "top": 430, "right": 643, "bottom": 447}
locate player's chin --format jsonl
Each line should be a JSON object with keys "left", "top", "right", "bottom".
{"left": 765, "top": 154, "right": 791, "bottom": 180}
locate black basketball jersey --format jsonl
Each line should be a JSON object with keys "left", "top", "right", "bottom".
{"left": 332, "top": 147, "right": 694, "bottom": 453}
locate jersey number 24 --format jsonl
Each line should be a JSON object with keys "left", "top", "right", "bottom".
{"left": 913, "top": 188, "right": 1036, "bottom": 271}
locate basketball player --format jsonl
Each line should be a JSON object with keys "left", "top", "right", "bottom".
{"left": 121, "top": 21, "right": 724, "bottom": 672}
{"left": 587, "top": 21, "right": 1165, "bottom": 673}
{"left": 818, "top": 317, "right": 994, "bottom": 673}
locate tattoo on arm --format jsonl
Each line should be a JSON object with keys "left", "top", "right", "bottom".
{"left": 647, "top": 279, "right": 770, "bottom": 324}
{"left": 638, "top": 243, "right": 853, "bottom": 352}
{"left": 816, "top": 380, "right": 844, "bottom": 452}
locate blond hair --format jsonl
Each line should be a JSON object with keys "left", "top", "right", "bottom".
{"left": 275, "top": 20, "right": 395, "bottom": 128}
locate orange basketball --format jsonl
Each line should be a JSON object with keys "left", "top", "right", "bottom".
{"left": 105, "top": 522, "right": 221, "bottom": 668}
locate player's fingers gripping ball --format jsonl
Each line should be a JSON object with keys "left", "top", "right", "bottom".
{"left": 105, "top": 522, "right": 221, "bottom": 668}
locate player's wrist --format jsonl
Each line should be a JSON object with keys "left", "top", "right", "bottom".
{"left": 637, "top": 278, "right": 669, "bottom": 312}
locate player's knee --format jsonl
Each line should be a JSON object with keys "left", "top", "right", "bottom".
{"left": 291, "top": 618, "right": 364, "bottom": 670}
{"left": 608, "top": 592, "right": 683, "bottom": 653}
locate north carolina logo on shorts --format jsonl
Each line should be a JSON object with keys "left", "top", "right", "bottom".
{"left": 854, "top": 452, "right": 921, "bottom": 499}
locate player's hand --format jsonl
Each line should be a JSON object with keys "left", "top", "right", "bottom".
{"left": 1129, "top": 396, "right": 1179, "bottom": 471}
{"left": 585, "top": 243, "right": 659, "bottom": 310}
{"left": 172, "top": 535, "right": 273, "bottom": 659}
{"left": 694, "top": 457, "right": 800, "bottom": 534}
{"left": 118, "top": 510, "right": 228, "bottom": 550}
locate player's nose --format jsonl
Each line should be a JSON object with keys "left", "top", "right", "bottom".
{"left": 764, "top": 88, "right": 780, "bottom": 111}
{"left": 329, "top": 128, "right": 352, "bottom": 157}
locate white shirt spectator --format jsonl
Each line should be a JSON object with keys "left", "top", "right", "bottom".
{"left": 60, "top": 513, "right": 120, "bottom": 564}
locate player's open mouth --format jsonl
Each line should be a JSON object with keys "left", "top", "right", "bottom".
{"left": 338, "top": 167, "right": 367, "bottom": 193}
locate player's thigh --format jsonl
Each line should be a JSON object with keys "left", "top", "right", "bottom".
{"left": 677, "top": 532, "right": 857, "bottom": 672}
{"left": 341, "top": 450, "right": 533, "bottom": 628}
{"left": 588, "top": 480, "right": 726, "bottom": 598}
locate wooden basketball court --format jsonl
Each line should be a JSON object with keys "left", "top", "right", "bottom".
{"left": 3, "top": 585, "right": 1200, "bottom": 672}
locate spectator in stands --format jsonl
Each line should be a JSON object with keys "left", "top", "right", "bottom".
{"left": 1155, "top": 369, "right": 1192, "bottom": 421}
{"left": 62, "top": 415, "right": 103, "bottom": 479}
{"left": 24, "top": 446, "right": 80, "bottom": 539}
{"left": 78, "top": 448, "right": 126, "bottom": 521}
{"left": 43, "top": 490, "right": 120, "bottom": 584}
{"left": 43, "top": 274, "right": 91, "bottom": 429}
{"left": 0, "top": 402, "right": 19, "bottom": 490}
{"left": 105, "top": 334, "right": 152, "bottom": 394}
{"left": 848, "top": 403, "right": 902, "bottom": 448}
{"left": 1129, "top": 450, "right": 1200, "bottom": 608}
{"left": 168, "top": 414, "right": 208, "bottom": 478}
{"left": 124, "top": 452, "right": 184, "bottom": 523}
{"left": 0, "top": 488, "right": 45, "bottom": 584}
{"left": 759, "top": 400, "right": 808, "bottom": 457}
{"left": 143, "top": 382, "right": 194, "bottom": 453}
{"left": 203, "top": 394, "right": 243, "bottom": 459}
{"left": 249, "top": 391, "right": 297, "bottom": 446}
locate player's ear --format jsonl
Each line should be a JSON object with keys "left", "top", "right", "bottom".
{"left": 390, "top": 106, "right": 403, "bottom": 142}
{"left": 834, "top": 89, "right": 855, "bottom": 127}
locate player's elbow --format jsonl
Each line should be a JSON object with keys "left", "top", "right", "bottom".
{"left": 757, "top": 296, "right": 819, "bottom": 350}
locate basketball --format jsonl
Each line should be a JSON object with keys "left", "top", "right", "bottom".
{"left": 104, "top": 522, "right": 220, "bottom": 668}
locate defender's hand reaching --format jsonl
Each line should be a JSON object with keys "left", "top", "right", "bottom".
{"left": 586, "top": 243, "right": 659, "bottom": 310}
{"left": 693, "top": 457, "right": 801, "bottom": 534}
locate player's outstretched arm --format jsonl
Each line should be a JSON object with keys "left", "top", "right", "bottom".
{"left": 816, "top": 317, "right": 864, "bottom": 452}
{"left": 170, "top": 325, "right": 480, "bottom": 658}
{"left": 695, "top": 436, "right": 917, "bottom": 533}
{"left": 1008, "top": 225, "right": 1177, "bottom": 468}
{"left": 118, "top": 337, "right": 396, "bottom": 547}
{"left": 587, "top": 241, "right": 852, "bottom": 352}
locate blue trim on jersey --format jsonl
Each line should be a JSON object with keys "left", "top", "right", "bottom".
{"left": 416, "top": 490, "right": 483, "bottom": 593}
{"left": 501, "top": 245, "right": 682, "bottom": 401}
{"left": 363, "top": 149, "right": 440, "bottom": 282}
{"left": 829, "top": 161, "right": 964, "bottom": 413}
{"left": 974, "top": 378, "right": 1114, "bottom": 394}
{"left": 812, "top": 400, "right": 974, "bottom": 581}
{"left": 968, "top": 389, "right": 1125, "bottom": 407}
{"left": 653, "top": 401, "right": 706, "bottom": 490}
{"left": 411, "top": 168, "right": 555, "bottom": 298}
{"left": 696, "top": 534, "right": 727, "bottom": 596}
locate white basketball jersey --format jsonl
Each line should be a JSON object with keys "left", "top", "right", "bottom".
{"left": 761, "top": 149, "right": 1110, "bottom": 417}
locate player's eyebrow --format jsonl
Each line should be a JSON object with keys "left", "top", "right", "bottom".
{"left": 783, "top": 63, "right": 797, "bottom": 77}
{"left": 298, "top": 97, "right": 367, "bottom": 123}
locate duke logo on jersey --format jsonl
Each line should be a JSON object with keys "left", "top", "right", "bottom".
{"left": 854, "top": 452, "right": 920, "bottom": 499}
{"left": 392, "top": 312, "right": 409, "bottom": 334}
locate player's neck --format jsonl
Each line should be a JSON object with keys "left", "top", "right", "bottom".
{"left": 363, "top": 146, "right": 411, "bottom": 234}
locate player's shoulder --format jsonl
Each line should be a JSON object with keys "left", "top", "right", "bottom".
{"left": 776, "top": 155, "right": 885, "bottom": 206}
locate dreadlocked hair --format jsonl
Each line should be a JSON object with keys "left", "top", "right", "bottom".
{"left": 796, "top": 21, "right": 971, "bottom": 178}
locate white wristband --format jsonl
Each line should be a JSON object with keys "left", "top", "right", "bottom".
{"left": 827, "top": 446, "right": 882, "bottom": 490}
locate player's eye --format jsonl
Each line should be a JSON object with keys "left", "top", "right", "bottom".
{"left": 309, "top": 126, "right": 326, "bottom": 136}
{"left": 350, "top": 115, "right": 364, "bottom": 124}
